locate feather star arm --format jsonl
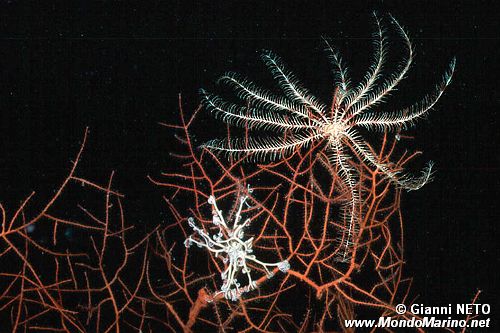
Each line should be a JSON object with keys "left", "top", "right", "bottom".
{"left": 346, "top": 15, "right": 414, "bottom": 119}
{"left": 261, "top": 50, "right": 328, "bottom": 121}
{"left": 218, "top": 72, "right": 321, "bottom": 125}
{"left": 200, "top": 89, "right": 315, "bottom": 132}
{"left": 344, "top": 12, "right": 387, "bottom": 110}
{"left": 353, "top": 57, "right": 456, "bottom": 131}
{"left": 201, "top": 134, "right": 322, "bottom": 161}
{"left": 345, "top": 129, "right": 433, "bottom": 191}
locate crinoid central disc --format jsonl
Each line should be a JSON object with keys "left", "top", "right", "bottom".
{"left": 323, "top": 122, "right": 347, "bottom": 142}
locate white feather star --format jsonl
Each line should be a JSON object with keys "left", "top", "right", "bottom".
{"left": 200, "top": 13, "right": 455, "bottom": 261}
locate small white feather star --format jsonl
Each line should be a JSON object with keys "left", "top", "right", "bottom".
{"left": 185, "top": 189, "right": 289, "bottom": 301}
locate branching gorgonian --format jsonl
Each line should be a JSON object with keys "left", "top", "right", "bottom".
{"left": 185, "top": 189, "right": 290, "bottom": 301}
{"left": 199, "top": 13, "right": 455, "bottom": 261}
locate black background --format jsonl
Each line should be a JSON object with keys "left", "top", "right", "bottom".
{"left": 0, "top": 0, "right": 498, "bottom": 330}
